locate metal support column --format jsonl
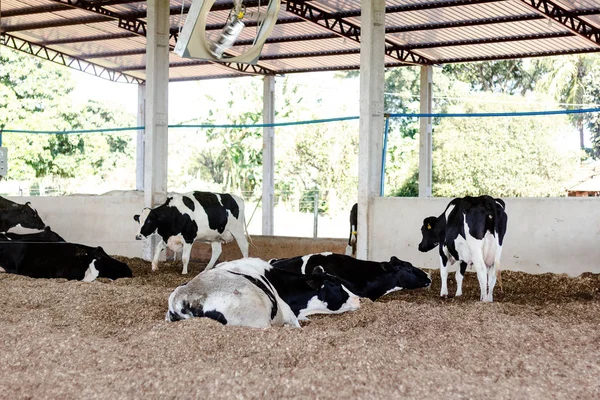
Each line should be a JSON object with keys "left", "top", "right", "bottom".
{"left": 136, "top": 83, "right": 146, "bottom": 191}
{"left": 357, "top": 0, "right": 385, "bottom": 260}
{"left": 142, "top": 0, "right": 170, "bottom": 260}
{"left": 419, "top": 65, "right": 433, "bottom": 198}
{"left": 262, "top": 75, "right": 275, "bottom": 236}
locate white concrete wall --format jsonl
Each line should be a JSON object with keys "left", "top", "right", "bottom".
{"left": 8, "top": 191, "right": 144, "bottom": 258}
{"left": 371, "top": 197, "right": 600, "bottom": 277}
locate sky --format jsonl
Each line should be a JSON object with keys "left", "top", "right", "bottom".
{"left": 70, "top": 69, "right": 361, "bottom": 126}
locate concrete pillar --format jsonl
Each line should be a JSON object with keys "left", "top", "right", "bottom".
{"left": 143, "top": 0, "right": 170, "bottom": 260}
{"left": 419, "top": 65, "right": 433, "bottom": 198}
{"left": 136, "top": 83, "right": 146, "bottom": 191}
{"left": 357, "top": 0, "right": 386, "bottom": 260}
{"left": 262, "top": 75, "right": 275, "bottom": 235}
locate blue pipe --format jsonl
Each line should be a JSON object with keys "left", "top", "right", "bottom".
{"left": 380, "top": 115, "right": 390, "bottom": 197}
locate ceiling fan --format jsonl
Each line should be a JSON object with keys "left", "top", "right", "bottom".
{"left": 174, "top": 0, "right": 280, "bottom": 65}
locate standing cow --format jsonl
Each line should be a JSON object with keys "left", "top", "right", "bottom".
{"left": 0, "top": 196, "right": 46, "bottom": 232}
{"left": 134, "top": 191, "right": 249, "bottom": 274}
{"left": 418, "top": 195, "right": 507, "bottom": 302}
{"left": 345, "top": 203, "right": 358, "bottom": 257}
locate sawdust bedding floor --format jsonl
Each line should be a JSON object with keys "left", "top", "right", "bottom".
{"left": 1, "top": 257, "right": 599, "bottom": 399}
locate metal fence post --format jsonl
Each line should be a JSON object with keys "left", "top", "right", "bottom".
{"left": 313, "top": 191, "right": 319, "bottom": 238}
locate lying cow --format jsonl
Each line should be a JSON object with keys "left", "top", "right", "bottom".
{"left": 345, "top": 203, "right": 358, "bottom": 257}
{"left": 167, "top": 258, "right": 360, "bottom": 326}
{"left": 0, "top": 237, "right": 132, "bottom": 281}
{"left": 270, "top": 253, "right": 431, "bottom": 301}
{"left": 167, "top": 258, "right": 299, "bottom": 328}
{"left": 418, "top": 195, "right": 507, "bottom": 302}
{"left": 134, "top": 191, "right": 249, "bottom": 274}
{"left": 0, "top": 196, "right": 46, "bottom": 232}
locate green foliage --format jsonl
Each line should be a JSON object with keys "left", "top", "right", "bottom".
{"left": 0, "top": 48, "right": 135, "bottom": 187}
{"left": 432, "top": 93, "right": 579, "bottom": 197}
{"left": 442, "top": 60, "right": 545, "bottom": 96}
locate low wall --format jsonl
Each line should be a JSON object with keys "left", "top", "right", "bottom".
{"left": 189, "top": 235, "right": 347, "bottom": 263}
{"left": 8, "top": 192, "right": 144, "bottom": 258}
{"left": 9, "top": 193, "right": 599, "bottom": 276}
{"left": 8, "top": 192, "right": 346, "bottom": 263}
{"left": 370, "top": 197, "right": 600, "bottom": 277}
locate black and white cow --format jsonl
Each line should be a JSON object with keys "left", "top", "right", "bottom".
{"left": 345, "top": 203, "right": 358, "bottom": 257}
{"left": 134, "top": 191, "right": 249, "bottom": 275}
{"left": 270, "top": 252, "right": 431, "bottom": 301}
{"left": 0, "top": 196, "right": 46, "bottom": 232}
{"left": 418, "top": 195, "right": 507, "bottom": 302}
{"left": 167, "top": 257, "right": 360, "bottom": 326}
{"left": 0, "top": 237, "right": 132, "bottom": 281}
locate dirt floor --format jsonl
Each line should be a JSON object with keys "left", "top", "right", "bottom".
{"left": 1, "top": 257, "right": 599, "bottom": 400}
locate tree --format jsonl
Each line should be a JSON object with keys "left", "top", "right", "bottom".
{"left": 0, "top": 48, "right": 135, "bottom": 190}
{"left": 432, "top": 93, "right": 580, "bottom": 197}
{"left": 535, "top": 55, "right": 598, "bottom": 151}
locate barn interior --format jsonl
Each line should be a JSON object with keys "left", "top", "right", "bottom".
{"left": 1, "top": 1, "right": 600, "bottom": 397}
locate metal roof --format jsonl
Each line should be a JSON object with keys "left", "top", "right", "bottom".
{"left": 1, "top": 0, "right": 600, "bottom": 83}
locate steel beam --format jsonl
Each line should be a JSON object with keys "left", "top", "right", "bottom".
{"left": 43, "top": 32, "right": 138, "bottom": 45}
{"left": 387, "top": 14, "right": 545, "bottom": 33}
{"left": 519, "top": 0, "right": 600, "bottom": 47}
{"left": 437, "top": 47, "right": 600, "bottom": 64}
{"left": 0, "top": 33, "right": 144, "bottom": 84}
{"left": 395, "top": 31, "right": 575, "bottom": 50}
{"left": 285, "top": 0, "right": 432, "bottom": 65}
{"left": 3, "top": 16, "right": 113, "bottom": 32}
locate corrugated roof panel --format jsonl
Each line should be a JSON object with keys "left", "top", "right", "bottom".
{"left": 581, "top": 15, "right": 600, "bottom": 29}
{"left": 9, "top": 20, "right": 128, "bottom": 42}
{"left": 389, "top": 19, "right": 573, "bottom": 46}
{"left": 243, "top": 37, "right": 359, "bottom": 57}
{"left": 421, "top": 36, "right": 598, "bottom": 62}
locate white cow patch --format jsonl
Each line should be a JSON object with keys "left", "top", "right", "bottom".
{"left": 382, "top": 286, "right": 403, "bottom": 297}
{"left": 166, "top": 235, "right": 185, "bottom": 253}
{"left": 6, "top": 224, "right": 43, "bottom": 235}
{"left": 297, "top": 286, "right": 360, "bottom": 320}
{"left": 83, "top": 260, "right": 100, "bottom": 282}
{"left": 0, "top": 266, "right": 5, "bottom": 273}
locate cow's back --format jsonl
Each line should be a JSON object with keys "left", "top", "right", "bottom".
{"left": 186, "top": 191, "right": 245, "bottom": 240}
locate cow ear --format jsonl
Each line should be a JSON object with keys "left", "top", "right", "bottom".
{"left": 25, "top": 201, "right": 31, "bottom": 206}
{"left": 133, "top": 214, "right": 140, "bottom": 222}
{"left": 306, "top": 266, "right": 326, "bottom": 290}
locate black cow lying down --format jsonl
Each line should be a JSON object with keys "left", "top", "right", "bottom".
{"left": 270, "top": 253, "right": 431, "bottom": 301}
{"left": 0, "top": 234, "right": 131, "bottom": 281}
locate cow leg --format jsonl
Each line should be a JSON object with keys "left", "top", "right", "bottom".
{"left": 486, "top": 263, "right": 497, "bottom": 302}
{"left": 439, "top": 258, "right": 449, "bottom": 298}
{"left": 455, "top": 262, "right": 467, "bottom": 297}
{"left": 228, "top": 223, "right": 249, "bottom": 259}
{"left": 494, "top": 244, "right": 504, "bottom": 293}
{"left": 152, "top": 240, "right": 167, "bottom": 271}
{"left": 473, "top": 257, "right": 489, "bottom": 302}
{"left": 205, "top": 242, "right": 223, "bottom": 271}
{"left": 181, "top": 242, "right": 193, "bottom": 275}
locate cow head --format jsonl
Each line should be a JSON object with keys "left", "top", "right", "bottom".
{"left": 418, "top": 216, "right": 441, "bottom": 252}
{"left": 16, "top": 202, "right": 46, "bottom": 230}
{"left": 385, "top": 256, "right": 431, "bottom": 290}
{"left": 301, "top": 266, "right": 360, "bottom": 317}
{"left": 92, "top": 246, "right": 133, "bottom": 280}
{"left": 133, "top": 208, "right": 157, "bottom": 240}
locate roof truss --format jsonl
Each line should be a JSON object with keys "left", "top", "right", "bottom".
{"left": 519, "top": 0, "right": 600, "bottom": 47}
{"left": 0, "top": 33, "right": 144, "bottom": 84}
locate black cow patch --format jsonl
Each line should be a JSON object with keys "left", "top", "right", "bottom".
{"left": 178, "top": 301, "right": 228, "bottom": 325}
{"left": 150, "top": 206, "right": 199, "bottom": 244}
{"left": 192, "top": 192, "right": 229, "bottom": 233}
{"left": 228, "top": 271, "right": 278, "bottom": 320}
{"left": 220, "top": 193, "right": 240, "bottom": 219}
{"left": 182, "top": 196, "right": 195, "bottom": 212}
